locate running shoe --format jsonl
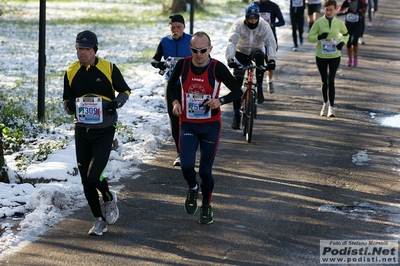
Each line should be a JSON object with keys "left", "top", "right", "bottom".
{"left": 353, "top": 56, "right": 358, "bottom": 67}
{"left": 104, "top": 191, "right": 119, "bottom": 224}
{"left": 359, "top": 37, "right": 365, "bottom": 45}
{"left": 347, "top": 59, "right": 352, "bottom": 67}
{"left": 173, "top": 155, "right": 181, "bottom": 167}
{"left": 328, "top": 106, "right": 335, "bottom": 117}
{"left": 231, "top": 114, "right": 241, "bottom": 130}
{"left": 292, "top": 46, "right": 298, "bottom": 51}
{"left": 88, "top": 218, "right": 108, "bottom": 236}
{"left": 184, "top": 184, "right": 199, "bottom": 214}
{"left": 367, "top": 22, "right": 372, "bottom": 27}
{"left": 199, "top": 205, "right": 214, "bottom": 224}
{"left": 268, "top": 81, "right": 274, "bottom": 94}
{"left": 320, "top": 102, "right": 329, "bottom": 116}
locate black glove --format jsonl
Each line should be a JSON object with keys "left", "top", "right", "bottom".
{"left": 157, "top": 62, "right": 167, "bottom": 70}
{"left": 336, "top": 42, "right": 345, "bottom": 51}
{"left": 107, "top": 101, "right": 118, "bottom": 115}
{"left": 66, "top": 99, "right": 76, "bottom": 113}
{"left": 228, "top": 59, "right": 239, "bottom": 69}
{"left": 317, "top": 32, "right": 329, "bottom": 40}
{"left": 267, "top": 59, "right": 276, "bottom": 70}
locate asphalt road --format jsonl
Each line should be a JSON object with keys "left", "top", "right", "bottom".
{"left": 2, "top": 1, "right": 400, "bottom": 265}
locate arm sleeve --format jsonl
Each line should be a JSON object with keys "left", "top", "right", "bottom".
{"left": 167, "top": 59, "right": 184, "bottom": 103}
{"left": 151, "top": 42, "right": 164, "bottom": 68}
{"left": 226, "top": 21, "right": 240, "bottom": 61}
{"left": 112, "top": 64, "right": 131, "bottom": 107}
{"left": 215, "top": 62, "right": 242, "bottom": 104}
{"left": 273, "top": 5, "right": 285, "bottom": 27}
{"left": 62, "top": 73, "right": 75, "bottom": 115}
{"left": 340, "top": 21, "right": 350, "bottom": 45}
{"left": 262, "top": 22, "right": 278, "bottom": 61}
{"left": 307, "top": 20, "right": 320, "bottom": 43}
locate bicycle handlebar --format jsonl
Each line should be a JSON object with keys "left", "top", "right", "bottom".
{"left": 233, "top": 64, "right": 267, "bottom": 71}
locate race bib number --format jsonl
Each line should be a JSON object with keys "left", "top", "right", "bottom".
{"left": 76, "top": 97, "right": 103, "bottom": 124}
{"left": 166, "top": 57, "right": 183, "bottom": 80}
{"left": 307, "top": 0, "right": 320, "bottom": 4}
{"left": 260, "top": 12, "right": 271, "bottom": 24}
{"left": 346, "top": 13, "right": 359, "bottom": 22}
{"left": 321, "top": 38, "right": 337, "bottom": 54}
{"left": 186, "top": 93, "right": 211, "bottom": 119}
{"left": 293, "top": 0, "right": 304, "bottom": 7}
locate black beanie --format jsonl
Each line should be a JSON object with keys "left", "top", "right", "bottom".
{"left": 169, "top": 14, "right": 185, "bottom": 26}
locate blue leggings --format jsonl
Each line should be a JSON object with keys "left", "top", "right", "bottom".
{"left": 179, "top": 121, "right": 221, "bottom": 205}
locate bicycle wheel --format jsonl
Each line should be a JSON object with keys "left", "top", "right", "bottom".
{"left": 254, "top": 88, "right": 258, "bottom": 119}
{"left": 245, "top": 90, "right": 254, "bottom": 143}
{"left": 242, "top": 94, "right": 247, "bottom": 136}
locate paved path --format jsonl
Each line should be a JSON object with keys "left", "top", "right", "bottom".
{"left": 2, "top": 1, "right": 400, "bottom": 265}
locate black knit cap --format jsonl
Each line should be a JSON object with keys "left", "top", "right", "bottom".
{"left": 75, "top": 30, "right": 98, "bottom": 53}
{"left": 169, "top": 14, "right": 185, "bottom": 26}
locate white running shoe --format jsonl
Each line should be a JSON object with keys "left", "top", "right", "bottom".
{"left": 173, "top": 155, "right": 181, "bottom": 166}
{"left": 320, "top": 102, "right": 329, "bottom": 116}
{"left": 268, "top": 81, "right": 274, "bottom": 94}
{"left": 88, "top": 218, "right": 107, "bottom": 236}
{"left": 328, "top": 106, "right": 335, "bottom": 117}
{"left": 104, "top": 191, "right": 119, "bottom": 224}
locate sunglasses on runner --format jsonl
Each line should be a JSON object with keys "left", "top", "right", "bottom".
{"left": 190, "top": 46, "right": 209, "bottom": 54}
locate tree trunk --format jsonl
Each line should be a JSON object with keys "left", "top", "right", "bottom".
{"left": 0, "top": 135, "right": 9, "bottom": 183}
{"left": 171, "top": 0, "right": 187, "bottom": 13}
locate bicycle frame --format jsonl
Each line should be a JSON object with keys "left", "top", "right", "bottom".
{"left": 240, "top": 64, "right": 259, "bottom": 143}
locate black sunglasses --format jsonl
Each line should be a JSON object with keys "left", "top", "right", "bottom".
{"left": 190, "top": 46, "right": 209, "bottom": 54}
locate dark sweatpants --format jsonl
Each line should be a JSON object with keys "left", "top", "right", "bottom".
{"left": 75, "top": 125, "right": 114, "bottom": 218}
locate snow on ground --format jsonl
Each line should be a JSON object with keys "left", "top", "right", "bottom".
{"left": 1, "top": 0, "right": 400, "bottom": 259}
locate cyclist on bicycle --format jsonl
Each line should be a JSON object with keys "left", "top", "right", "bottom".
{"left": 226, "top": 3, "right": 277, "bottom": 130}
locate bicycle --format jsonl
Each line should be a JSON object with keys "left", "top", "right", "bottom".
{"left": 238, "top": 63, "right": 266, "bottom": 143}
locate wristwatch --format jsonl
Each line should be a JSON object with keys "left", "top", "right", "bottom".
{"left": 219, "top": 97, "right": 225, "bottom": 105}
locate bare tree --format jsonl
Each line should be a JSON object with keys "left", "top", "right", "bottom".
{"left": 0, "top": 136, "right": 9, "bottom": 183}
{"left": 171, "top": 0, "right": 187, "bottom": 13}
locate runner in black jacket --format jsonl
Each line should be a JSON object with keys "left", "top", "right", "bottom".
{"left": 63, "top": 30, "right": 131, "bottom": 236}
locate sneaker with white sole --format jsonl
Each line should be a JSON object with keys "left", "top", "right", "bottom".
{"left": 173, "top": 155, "right": 181, "bottom": 167}
{"left": 104, "top": 191, "right": 119, "bottom": 224}
{"left": 320, "top": 102, "right": 329, "bottom": 116}
{"left": 184, "top": 184, "right": 199, "bottom": 214}
{"left": 88, "top": 218, "right": 107, "bottom": 236}
{"left": 199, "top": 204, "right": 214, "bottom": 224}
{"left": 268, "top": 81, "right": 274, "bottom": 94}
{"left": 328, "top": 106, "right": 335, "bottom": 117}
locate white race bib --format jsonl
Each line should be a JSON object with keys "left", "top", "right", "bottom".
{"left": 293, "top": 0, "right": 304, "bottom": 7}
{"left": 260, "top": 12, "right": 271, "bottom": 24}
{"left": 185, "top": 93, "right": 211, "bottom": 119}
{"left": 76, "top": 97, "right": 103, "bottom": 124}
{"left": 346, "top": 13, "right": 359, "bottom": 23}
{"left": 321, "top": 38, "right": 337, "bottom": 54}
